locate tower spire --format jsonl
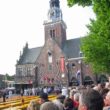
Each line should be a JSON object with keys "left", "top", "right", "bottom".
{"left": 50, "top": 0, "right": 60, "bottom": 8}
{"left": 47, "top": 0, "right": 62, "bottom": 22}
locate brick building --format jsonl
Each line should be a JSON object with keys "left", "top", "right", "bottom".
{"left": 15, "top": 0, "right": 108, "bottom": 89}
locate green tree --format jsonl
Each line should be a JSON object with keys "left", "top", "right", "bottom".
{"left": 67, "top": 0, "right": 110, "bottom": 74}
{"left": 5, "top": 73, "right": 14, "bottom": 80}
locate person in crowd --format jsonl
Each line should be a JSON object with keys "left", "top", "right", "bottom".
{"left": 73, "top": 93, "right": 80, "bottom": 109}
{"left": 30, "top": 88, "right": 32, "bottom": 95}
{"left": 105, "top": 82, "right": 110, "bottom": 90}
{"left": 8, "top": 90, "right": 12, "bottom": 98}
{"left": 57, "top": 95, "right": 66, "bottom": 104}
{"left": 100, "top": 88, "right": 109, "bottom": 100}
{"left": 24, "top": 89, "right": 28, "bottom": 96}
{"left": 3, "top": 90, "right": 6, "bottom": 102}
{"left": 63, "top": 97, "right": 74, "bottom": 110}
{"left": 62, "top": 87, "right": 68, "bottom": 97}
{"left": 39, "top": 92, "right": 50, "bottom": 104}
{"left": 103, "top": 91, "right": 110, "bottom": 108}
{"left": 47, "top": 87, "right": 52, "bottom": 94}
{"left": 27, "top": 100, "right": 40, "bottom": 110}
{"left": 69, "top": 88, "right": 77, "bottom": 101}
{"left": 69, "top": 88, "right": 79, "bottom": 110}
{"left": 93, "top": 83, "right": 103, "bottom": 92}
{"left": 43, "top": 87, "right": 48, "bottom": 94}
{"left": 78, "top": 88, "right": 104, "bottom": 110}
{"left": 20, "top": 89, "right": 24, "bottom": 96}
{"left": 53, "top": 95, "right": 65, "bottom": 110}
{"left": 40, "top": 102, "right": 59, "bottom": 110}
{"left": 36, "top": 87, "right": 40, "bottom": 95}
{"left": 32, "top": 87, "right": 36, "bottom": 96}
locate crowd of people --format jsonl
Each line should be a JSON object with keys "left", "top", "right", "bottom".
{"left": 23, "top": 86, "right": 54, "bottom": 96}
{"left": 26, "top": 80, "right": 110, "bottom": 110}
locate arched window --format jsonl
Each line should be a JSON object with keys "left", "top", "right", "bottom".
{"left": 48, "top": 51, "right": 52, "bottom": 71}
{"left": 48, "top": 51, "right": 52, "bottom": 63}
{"left": 70, "top": 77, "right": 78, "bottom": 86}
{"left": 50, "top": 29, "right": 55, "bottom": 38}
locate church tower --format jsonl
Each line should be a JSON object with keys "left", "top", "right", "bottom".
{"left": 44, "top": 0, "right": 67, "bottom": 48}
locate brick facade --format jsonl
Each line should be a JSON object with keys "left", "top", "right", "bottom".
{"left": 15, "top": 0, "right": 108, "bottom": 89}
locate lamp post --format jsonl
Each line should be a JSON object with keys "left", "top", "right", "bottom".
{"left": 78, "top": 51, "right": 83, "bottom": 86}
{"left": 66, "top": 62, "right": 70, "bottom": 87}
{"left": 78, "top": 60, "right": 83, "bottom": 86}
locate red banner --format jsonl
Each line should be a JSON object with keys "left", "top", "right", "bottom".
{"left": 60, "top": 57, "right": 65, "bottom": 73}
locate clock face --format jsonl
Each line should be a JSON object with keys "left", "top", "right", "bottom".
{"left": 49, "top": 8, "right": 61, "bottom": 20}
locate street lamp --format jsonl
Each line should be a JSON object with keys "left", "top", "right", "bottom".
{"left": 61, "top": 74, "right": 65, "bottom": 78}
{"left": 78, "top": 60, "right": 83, "bottom": 86}
{"left": 66, "top": 62, "right": 70, "bottom": 87}
{"left": 78, "top": 51, "right": 84, "bottom": 86}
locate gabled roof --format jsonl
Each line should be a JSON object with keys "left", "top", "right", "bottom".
{"left": 18, "top": 47, "right": 42, "bottom": 65}
{"left": 17, "top": 37, "right": 81, "bottom": 65}
{"left": 63, "top": 37, "right": 81, "bottom": 58}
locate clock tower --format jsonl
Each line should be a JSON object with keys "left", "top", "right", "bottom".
{"left": 48, "top": 0, "right": 62, "bottom": 21}
{"left": 44, "top": 0, "right": 67, "bottom": 48}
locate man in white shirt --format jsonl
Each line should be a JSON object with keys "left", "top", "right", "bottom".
{"left": 61, "top": 87, "right": 68, "bottom": 97}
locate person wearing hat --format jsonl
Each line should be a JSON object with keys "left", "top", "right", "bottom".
{"left": 39, "top": 92, "right": 50, "bottom": 104}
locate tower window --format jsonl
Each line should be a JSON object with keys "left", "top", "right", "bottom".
{"left": 53, "top": 30, "right": 55, "bottom": 37}
{"left": 50, "top": 29, "right": 55, "bottom": 38}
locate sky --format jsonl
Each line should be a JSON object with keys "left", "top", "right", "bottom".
{"left": 0, "top": 0, "right": 95, "bottom": 75}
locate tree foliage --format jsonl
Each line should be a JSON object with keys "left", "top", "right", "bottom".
{"left": 67, "top": 0, "right": 92, "bottom": 7}
{"left": 5, "top": 73, "right": 14, "bottom": 80}
{"left": 67, "top": 0, "right": 110, "bottom": 74}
